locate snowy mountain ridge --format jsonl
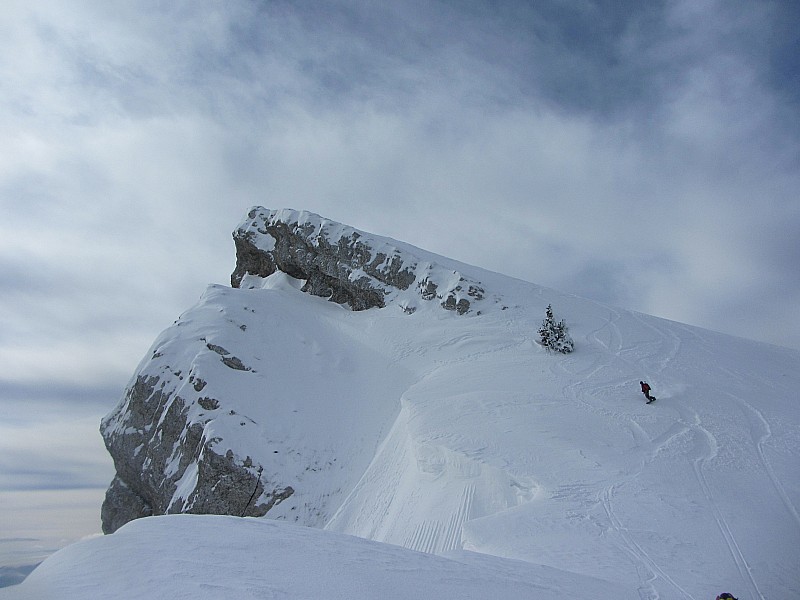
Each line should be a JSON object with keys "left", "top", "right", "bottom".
{"left": 99, "top": 207, "right": 510, "bottom": 535}
{"left": 6, "top": 207, "right": 798, "bottom": 599}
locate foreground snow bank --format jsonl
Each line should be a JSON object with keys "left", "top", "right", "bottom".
{"left": 0, "top": 514, "right": 627, "bottom": 600}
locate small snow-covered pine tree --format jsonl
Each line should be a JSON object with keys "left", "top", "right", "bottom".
{"left": 538, "top": 304, "right": 574, "bottom": 354}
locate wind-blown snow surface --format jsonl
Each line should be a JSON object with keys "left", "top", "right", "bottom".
{"left": 6, "top": 222, "right": 799, "bottom": 599}
{"left": 3, "top": 514, "right": 626, "bottom": 600}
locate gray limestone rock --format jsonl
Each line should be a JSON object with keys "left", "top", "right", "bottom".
{"left": 100, "top": 374, "right": 292, "bottom": 534}
{"left": 101, "top": 475, "right": 153, "bottom": 535}
{"left": 231, "top": 208, "right": 483, "bottom": 315}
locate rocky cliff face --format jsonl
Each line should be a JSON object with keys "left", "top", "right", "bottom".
{"left": 100, "top": 207, "right": 490, "bottom": 534}
{"left": 101, "top": 371, "right": 296, "bottom": 533}
{"left": 231, "top": 208, "right": 487, "bottom": 315}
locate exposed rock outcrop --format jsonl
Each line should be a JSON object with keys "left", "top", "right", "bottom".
{"left": 231, "top": 208, "right": 486, "bottom": 315}
{"left": 101, "top": 374, "right": 293, "bottom": 533}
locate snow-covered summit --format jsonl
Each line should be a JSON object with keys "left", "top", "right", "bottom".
{"left": 21, "top": 208, "right": 799, "bottom": 599}
{"left": 99, "top": 207, "right": 514, "bottom": 536}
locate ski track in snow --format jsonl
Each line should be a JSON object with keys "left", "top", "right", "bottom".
{"left": 586, "top": 309, "right": 623, "bottom": 354}
{"left": 622, "top": 316, "right": 764, "bottom": 598}
{"left": 626, "top": 311, "right": 682, "bottom": 376}
{"left": 671, "top": 397, "right": 766, "bottom": 600}
{"left": 606, "top": 308, "right": 792, "bottom": 598}
{"left": 404, "top": 483, "right": 475, "bottom": 554}
{"left": 556, "top": 300, "right": 778, "bottom": 598}
{"left": 579, "top": 308, "right": 694, "bottom": 598}
{"left": 547, "top": 307, "right": 689, "bottom": 595}
{"left": 601, "top": 484, "right": 694, "bottom": 600}
{"left": 736, "top": 395, "right": 800, "bottom": 530}
{"left": 716, "top": 367, "right": 800, "bottom": 532}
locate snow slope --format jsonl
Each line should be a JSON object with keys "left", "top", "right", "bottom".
{"left": 5, "top": 212, "right": 799, "bottom": 599}
{"left": 2, "top": 514, "right": 627, "bottom": 600}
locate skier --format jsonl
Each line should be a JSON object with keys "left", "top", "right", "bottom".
{"left": 640, "top": 381, "right": 655, "bottom": 403}
{"left": 716, "top": 594, "right": 737, "bottom": 600}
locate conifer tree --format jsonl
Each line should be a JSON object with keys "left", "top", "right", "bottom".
{"left": 538, "top": 304, "right": 574, "bottom": 354}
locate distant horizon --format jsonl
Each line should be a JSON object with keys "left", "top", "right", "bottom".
{"left": 0, "top": 488, "right": 106, "bottom": 579}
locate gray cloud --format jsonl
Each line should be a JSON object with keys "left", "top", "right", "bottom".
{"left": 0, "top": 1, "right": 798, "bottom": 491}
{"left": 0, "top": 390, "right": 115, "bottom": 492}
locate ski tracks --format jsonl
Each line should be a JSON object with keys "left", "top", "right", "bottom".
{"left": 572, "top": 305, "right": 760, "bottom": 598}
{"left": 404, "top": 483, "right": 475, "bottom": 554}
{"left": 674, "top": 402, "right": 766, "bottom": 600}
{"left": 725, "top": 389, "right": 800, "bottom": 530}
{"left": 716, "top": 367, "right": 800, "bottom": 532}
{"left": 601, "top": 484, "right": 695, "bottom": 600}
{"left": 584, "top": 303, "right": 680, "bottom": 374}
{"left": 627, "top": 312, "right": 682, "bottom": 376}
{"left": 587, "top": 308, "right": 624, "bottom": 355}
{"left": 567, "top": 306, "right": 681, "bottom": 410}
{"left": 549, "top": 309, "right": 621, "bottom": 402}
{"left": 600, "top": 302, "right": 779, "bottom": 599}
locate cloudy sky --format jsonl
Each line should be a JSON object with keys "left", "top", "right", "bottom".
{"left": 1, "top": 0, "right": 798, "bottom": 556}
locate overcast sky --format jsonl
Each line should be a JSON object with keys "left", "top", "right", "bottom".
{"left": 1, "top": 0, "right": 798, "bottom": 537}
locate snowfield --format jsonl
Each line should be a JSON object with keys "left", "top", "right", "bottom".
{"left": 5, "top": 514, "right": 627, "bottom": 600}
{"left": 4, "top": 215, "right": 799, "bottom": 599}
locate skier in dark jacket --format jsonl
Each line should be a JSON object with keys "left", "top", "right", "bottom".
{"left": 640, "top": 381, "right": 655, "bottom": 403}
{"left": 716, "top": 594, "right": 737, "bottom": 600}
